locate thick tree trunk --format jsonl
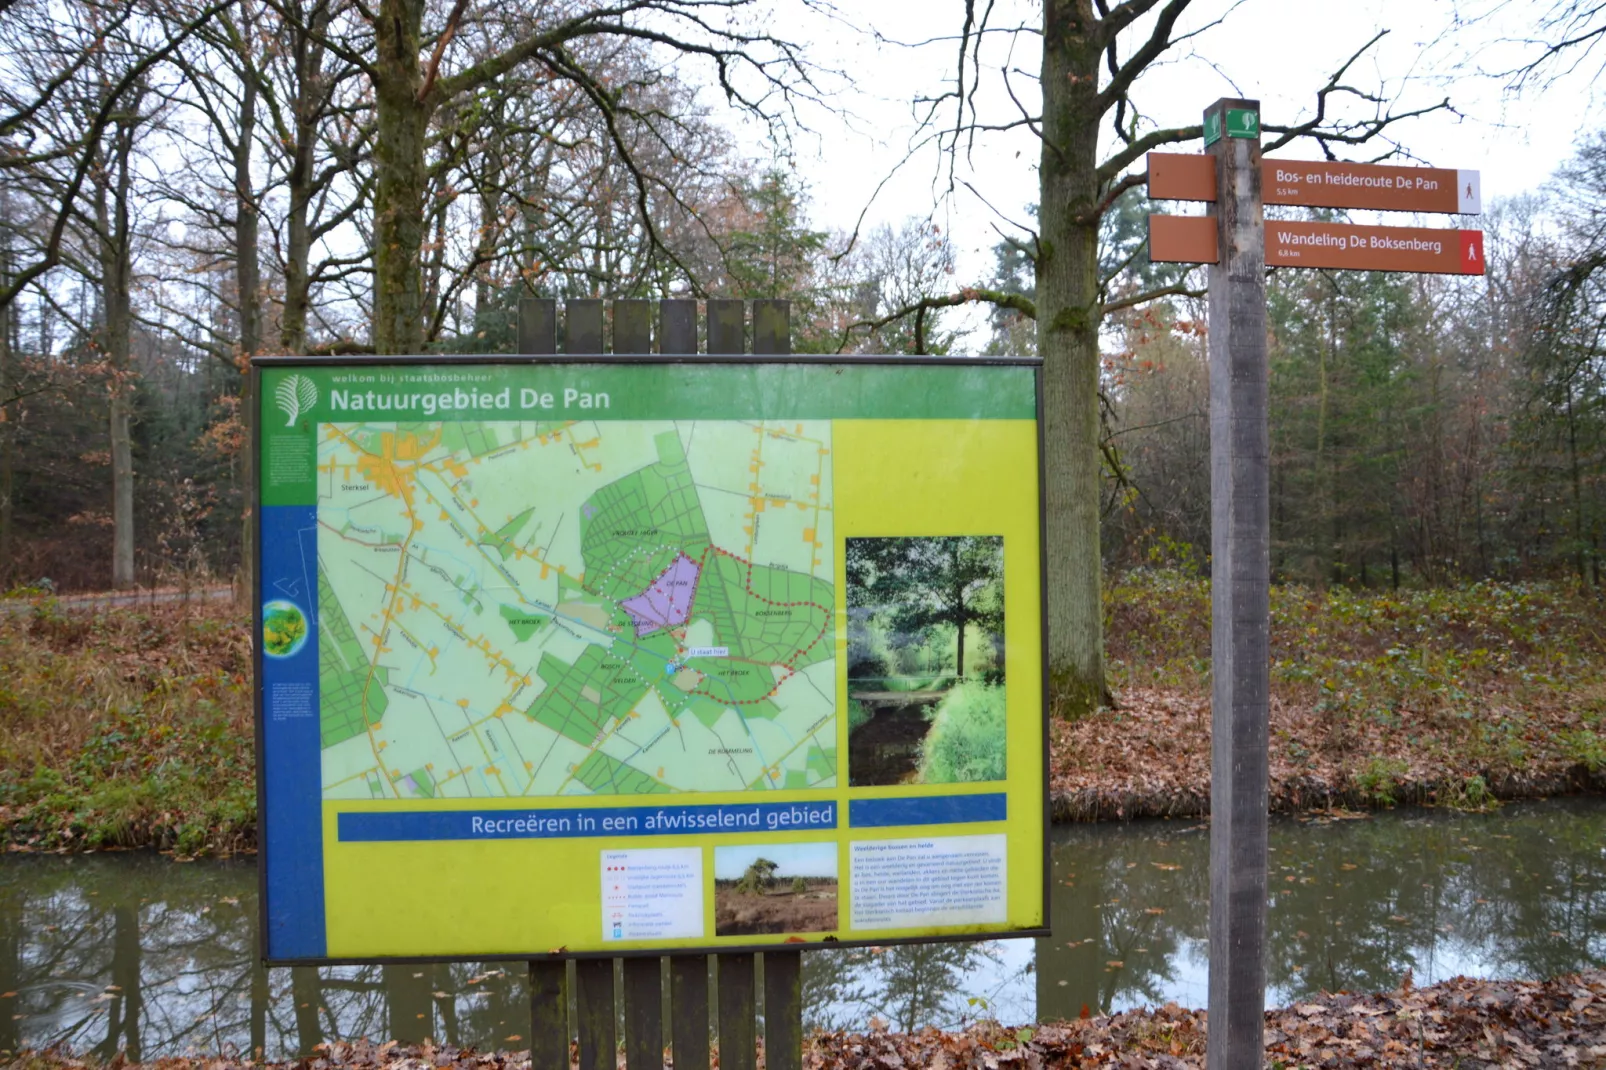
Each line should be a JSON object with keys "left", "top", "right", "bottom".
{"left": 98, "top": 114, "right": 138, "bottom": 589}
{"left": 1038, "top": 2, "right": 1107, "bottom": 714}
{"left": 280, "top": 0, "right": 331, "bottom": 355}
{"left": 371, "top": 0, "right": 430, "bottom": 355}
{"left": 0, "top": 215, "right": 13, "bottom": 578}
{"left": 282, "top": 150, "right": 313, "bottom": 354}
{"left": 109, "top": 385, "right": 134, "bottom": 587}
{"left": 235, "top": 17, "right": 261, "bottom": 597}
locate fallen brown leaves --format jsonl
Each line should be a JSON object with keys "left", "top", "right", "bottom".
{"left": 1058, "top": 574, "right": 1606, "bottom": 821}
{"left": 810, "top": 971, "right": 1606, "bottom": 1068}
{"left": 1050, "top": 685, "right": 1606, "bottom": 823}
{"left": 7, "top": 972, "right": 1603, "bottom": 1069}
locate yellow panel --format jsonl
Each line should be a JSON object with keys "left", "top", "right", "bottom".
{"left": 321, "top": 417, "right": 1044, "bottom": 958}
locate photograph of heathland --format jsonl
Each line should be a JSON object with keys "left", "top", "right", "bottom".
{"left": 713, "top": 842, "right": 839, "bottom": 936}
{"left": 845, "top": 536, "right": 1006, "bottom": 787}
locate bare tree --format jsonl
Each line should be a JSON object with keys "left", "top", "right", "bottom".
{"left": 342, "top": 0, "right": 820, "bottom": 353}
{"left": 851, "top": 3, "right": 1450, "bottom": 713}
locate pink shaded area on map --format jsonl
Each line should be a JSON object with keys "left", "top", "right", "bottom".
{"left": 621, "top": 553, "right": 701, "bottom": 636}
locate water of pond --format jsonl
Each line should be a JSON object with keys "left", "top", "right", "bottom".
{"left": 1, "top": 797, "right": 1601, "bottom": 1060}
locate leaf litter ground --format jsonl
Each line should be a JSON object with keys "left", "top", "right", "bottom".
{"left": 7, "top": 971, "right": 1603, "bottom": 1068}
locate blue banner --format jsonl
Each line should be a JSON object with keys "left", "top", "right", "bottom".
{"left": 338, "top": 801, "right": 839, "bottom": 842}
{"left": 848, "top": 793, "right": 1008, "bottom": 828}
{"left": 259, "top": 505, "right": 326, "bottom": 959}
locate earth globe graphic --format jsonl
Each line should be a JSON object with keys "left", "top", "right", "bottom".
{"left": 262, "top": 600, "right": 309, "bottom": 658}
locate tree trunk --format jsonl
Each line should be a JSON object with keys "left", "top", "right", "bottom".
{"left": 1567, "top": 386, "right": 1585, "bottom": 581}
{"left": 0, "top": 204, "right": 13, "bottom": 578}
{"left": 98, "top": 107, "right": 139, "bottom": 589}
{"left": 371, "top": 0, "right": 430, "bottom": 355}
{"left": 474, "top": 95, "right": 505, "bottom": 326}
{"left": 1316, "top": 296, "right": 1332, "bottom": 587}
{"left": 280, "top": 0, "right": 331, "bottom": 355}
{"left": 1038, "top": 2, "right": 1106, "bottom": 715}
{"left": 955, "top": 610, "right": 966, "bottom": 680}
{"left": 235, "top": 7, "right": 261, "bottom": 598}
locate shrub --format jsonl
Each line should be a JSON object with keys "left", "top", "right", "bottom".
{"left": 791, "top": 877, "right": 808, "bottom": 895}
{"left": 918, "top": 681, "right": 1006, "bottom": 784}
{"left": 736, "top": 858, "right": 778, "bottom": 895}
{"left": 1559, "top": 727, "right": 1606, "bottom": 772}
{"left": 1355, "top": 756, "right": 1408, "bottom": 807}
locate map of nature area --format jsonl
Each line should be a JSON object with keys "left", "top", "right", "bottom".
{"left": 316, "top": 417, "right": 836, "bottom": 801}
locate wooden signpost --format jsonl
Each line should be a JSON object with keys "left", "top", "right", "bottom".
{"left": 1149, "top": 100, "right": 1483, "bottom": 1070}
{"left": 1151, "top": 215, "right": 1486, "bottom": 274}
{"left": 1148, "top": 152, "right": 1481, "bottom": 214}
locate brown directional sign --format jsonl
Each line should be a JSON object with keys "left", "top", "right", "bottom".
{"left": 1148, "top": 153, "right": 1481, "bottom": 214}
{"left": 1148, "top": 214, "right": 1218, "bottom": 265}
{"left": 1149, "top": 215, "right": 1486, "bottom": 276}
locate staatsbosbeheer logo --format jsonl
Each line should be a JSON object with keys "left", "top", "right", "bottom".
{"left": 275, "top": 373, "right": 317, "bottom": 427}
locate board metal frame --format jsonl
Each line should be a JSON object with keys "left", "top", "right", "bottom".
{"left": 251, "top": 352, "right": 1051, "bottom": 966}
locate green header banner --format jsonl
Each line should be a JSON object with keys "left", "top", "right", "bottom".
{"left": 259, "top": 360, "right": 1036, "bottom": 506}
{"left": 259, "top": 360, "right": 1035, "bottom": 425}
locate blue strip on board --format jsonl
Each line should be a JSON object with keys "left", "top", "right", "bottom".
{"left": 338, "top": 801, "right": 839, "bottom": 842}
{"left": 848, "top": 793, "right": 1007, "bottom": 828}
{"left": 260, "top": 505, "right": 326, "bottom": 959}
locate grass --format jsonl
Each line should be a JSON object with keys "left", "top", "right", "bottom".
{"left": 0, "top": 593, "right": 254, "bottom": 855}
{"left": 3, "top": 572, "right": 1605, "bottom": 854}
{"left": 919, "top": 680, "right": 1007, "bottom": 784}
{"left": 1045, "top": 569, "right": 1606, "bottom": 819}
{"left": 1106, "top": 570, "right": 1606, "bottom": 720}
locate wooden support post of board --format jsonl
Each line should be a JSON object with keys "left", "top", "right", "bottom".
{"left": 527, "top": 959, "right": 569, "bottom": 1070}
{"left": 567, "top": 299, "right": 604, "bottom": 354}
{"left": 622, "top": 957, "right": 662, "bottom": 1069}
{"left": 669, "top": 955, "right": 712, "bottom": 1070}
{"left": 752, "top": 300, "right": 790, "bottom": 355}
{"left": 708, "top": 299, "right": 744, "bottom": 355}
{"left": 615, "top": 299, "right": 652, "bottom": 353}
{"left": 660, "top": 298, "right": 697, "bottom": 355}
{"left": 763, "top": 951, "right": 802, "bottom": 1070}
{"left": 575, "top": 958, "right": 615, "bottom": 1070}
{"left": 1204, "top": 97, "right": 1271, "bottom": 1070}
{"left": 518, "top": 297, "right": 556, "bottom": 355}
{"left": 717, "top": 953, "right": 757, "bottom": 1070}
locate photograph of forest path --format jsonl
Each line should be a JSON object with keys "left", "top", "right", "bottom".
{"left": 846, "top": 536, "right": 1007, "bottom": 787}
{"left": 713, "top": 843, "right": 839, "bottom": 936}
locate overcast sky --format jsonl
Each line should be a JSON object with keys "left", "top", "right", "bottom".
{"left": 719, "top": 0, "right": 1604, "bottom": 294}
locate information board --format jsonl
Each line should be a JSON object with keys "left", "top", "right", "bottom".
{"left": 254, "top": 357, "right": 1048, "bottom": 962}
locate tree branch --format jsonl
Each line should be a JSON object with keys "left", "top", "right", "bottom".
{"left": 417, "top": 0, "right": 470, "bottom": 103}
{"left": 1101, "top": 281, "right": 1203, "bottom": 317}
{"left": 832, "top": 286, "right": 1036, "bottom": 354}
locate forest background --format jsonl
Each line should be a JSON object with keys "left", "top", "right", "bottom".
{"left": 0, "top": 0, "right": 1603, "bottom": 609}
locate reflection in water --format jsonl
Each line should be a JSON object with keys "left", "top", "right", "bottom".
{"left": 1, "top": 798, "right": 1601, "bottom": 1058}
{"left": 1035, "top": 797, "right": 1606, "bottom": 1022}
{"left": 0, "top": 854, "right": 528, "bottom": 1060}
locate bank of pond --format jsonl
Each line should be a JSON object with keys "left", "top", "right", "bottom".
{"left": 0, "top": 797, "right": 1601, "bottom": 1061}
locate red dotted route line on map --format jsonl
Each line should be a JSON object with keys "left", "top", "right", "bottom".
{"left": 681, "top": 546, "right": 831, "bottom": 705}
